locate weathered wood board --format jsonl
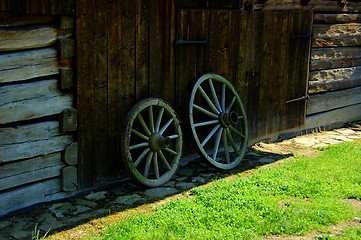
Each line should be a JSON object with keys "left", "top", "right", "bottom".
{"left": 0, "top": 162, "right": 64, "bottom": 191}
{"left": 307, "top": 86, "right": 361, "bottom": 115}
{"left": 311, "top": 47, "right": 361, "bottom": 71}
{"left": 0, "top": 79, "right": 73, "bottom": 124}
{"left": 0, "top": 26, "right": 57, "bottom": 51}
{"left": 0, "top": 121, "right": 74, "bottom": 163}
{"left": 314, "top": 13, "right": 361, "bottom": 24}
{"left": 312, "top": 23, "right": 361, "bottom": 47}
{"left": 306, "top": 103, "right": 361, "bottom": 129}
{"left": 0, "top": 48, "right": 59, "bottom": 83}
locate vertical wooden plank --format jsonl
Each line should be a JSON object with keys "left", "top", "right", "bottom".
{"left": 135, "top": 0, "right": 150, "bottom": 102}
{"left": 108, "top": 0, "right": 136, "bottom": 180}
{"left": 76, "top": 0, "right": 94, "bottom": 188}
{"left": 149, "top": 0, "right": 175, "bottom": 105}
{"left": 237, "top": 11, "right": 263, "bottom": 139}
{"left": 91, "top": 0, "right": 108, "bottom": 184}
{"left": 286, "top": 10, "right": 313, "bottom": 129}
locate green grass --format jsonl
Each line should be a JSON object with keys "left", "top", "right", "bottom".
{"left": 97, "top": 141, "right": 361, "bottom": 240}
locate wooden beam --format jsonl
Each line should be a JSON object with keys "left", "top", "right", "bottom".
{"left": 314, "top": 13, "right": 361, "bottom": 24}
{"left": 62, "top": 142, "right": 78, "bottom": 165}
{"left": 0, "top": 26, "right": 57, "bottom": 52}
{"left": 0, "top": 164, "right": 63, "bottom": 191}
{"left": 0, "top": 182, "right": 44, "bottom": 216}
{"left": 305, "top": 103, "right": 361, "bottom": 129}
{"left": 58, "top": 38, "right": 75, "bottom": 60}
{"left": 61, "top": 166, "right": 78, "bottom": 192}
{"left": 60, "top": 69, "right": 75, "bottom": 90}
{"left": 309, "top": 78, "right": 361, "bottom": 93}
{"left": 0, "top": 48, "right": 58, "bottom": 84}
{"left": 313, "top": 23, "right": 361, "bottom": 47}
{"left": 0, "top": 135, "right": 73, "bottom": 163}
{"left": 60, "top": 108, "right": 78, "bottom": 133}
{"left": 0, "top": 79, "right": 73, "bottom": 124}
{"left": 309, "top": 65, "right": 361, "bottom": 82}
{"left": 310, "top": 46, "right": 361, "bottom": 71}
{"left": 307, "top": 86, "right": 361, "bottom": 115}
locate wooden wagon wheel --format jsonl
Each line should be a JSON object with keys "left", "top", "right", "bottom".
{"left": 122, "top": 98, "right": 183, "bottom": 187}
{"left": 189, "top": 73, "right": 248, "bottom": 170}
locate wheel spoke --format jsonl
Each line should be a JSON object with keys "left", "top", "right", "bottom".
{"left": 229, "top": 125, "right": 245, "bottom": 138}
{"left": 159, "top": 118, "right": 174, "bottom": 135}
{"left": 131, "top": 129, "right": 149, "bottom": 141}
{"left": 212, "top": 128, "right": 223, "bottom": 161}
{"left": 137, "top": 113, "right": 151, "bottom": 136}
{"left": 144, "top": 152, "right": 154, "bottom": 178}
{"left": 153, "top": 153, "right": 159, "bottom": 179}
{"left": 167, "top": 134, "right": 179, "bottom": 139}
{"left": 194, "top": 119, "right": 219, "bottom": 127}
{"left": 129, "top": 142, "right": 148, "bottom": 150}
{"left": 201, "top": 124, "right": 221, "bottom": 147}
{"left": 199, "top": 86, "right": 220, "bottom": 114}
{"left": 155, "top": 108, "right": 164, "bottom": 132}
{"left": 193, "top": 104, "right": 218, "bottom": 118}
{"left": 134, "top": 147, "right": 150, "bottom": 167}
{"left": 226, "top": 128, "right": 240, "bottom": 155}
{"left": 221, "top": 84, "right": 226, "bottom": 111}
{"left": 208, "top": 79, "right": 222, "bottom": 112}
{"left": 164, "top": 147, "right": 177, "bottom": 155}
{"left": 149, "top": 106, "right": 155, "bottom": 133}
{"left": 159, "top": 150, "right": 171, "bottom": 170}
{"left": 222, "top": 130, "right": 230, "bottom": 164}
{"left": 226, "top": 96, "right": 236, "bottom": 112}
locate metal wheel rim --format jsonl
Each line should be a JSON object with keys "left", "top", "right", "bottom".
{"left": 122, "top": 98, "right": 183, "bottom": 187}
{"left": 189, "top": 73, "right": 248, "bottom": 169}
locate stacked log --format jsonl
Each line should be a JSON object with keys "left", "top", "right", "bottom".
{"left": 0, "top": 13, "right": 77, "bottom": 216}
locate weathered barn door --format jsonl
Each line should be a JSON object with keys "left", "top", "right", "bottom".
{"left": 175, "top": 9, "right": 313, "bottom": 140}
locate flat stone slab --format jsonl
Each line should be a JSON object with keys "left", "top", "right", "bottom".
{"left": 144, "top": 187, "right": 178, "bottom": 198}
{"left": 85, "top": 191, "right": 107, "bottom": 201}
{"left": 176, "top": 182, "right": 197, "bottom": 190}
{"left": 115, "top": 194, "right": 144, "bottom": 205}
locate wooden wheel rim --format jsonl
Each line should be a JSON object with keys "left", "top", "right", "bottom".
{"left": 189, "top": 73, "right": 248, "bottom": 170}
{"left": 122, "top": 98, "right": 183, "bottom": 187}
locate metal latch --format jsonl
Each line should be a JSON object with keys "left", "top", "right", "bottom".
{"left": 176, "top": 40, "right": 208, "bottom": 45}
{"left": 286, "top": 95, "right": 309, "bottom": 104}
{"left": 292, "top": 33, "right": 313, "bottom": 39}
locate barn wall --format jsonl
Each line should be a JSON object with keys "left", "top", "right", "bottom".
{"left": 306, "top": 11, "right": 361, "bottom": 128}
{"left": 0, "top": 12, "right": 77, "bottom": 216}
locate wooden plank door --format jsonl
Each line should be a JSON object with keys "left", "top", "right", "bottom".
{"left": 256, "top": 11, "right": 313, "bottom": 137}
{"left": 175, "top": 9, "right": 313, "bottom": 141}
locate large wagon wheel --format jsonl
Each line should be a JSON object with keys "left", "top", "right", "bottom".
{"left": 189, "top": 73, "right": 248, "bottom": 170}
{"left": 122, "top": 98, "right": 183, "bottom": 187}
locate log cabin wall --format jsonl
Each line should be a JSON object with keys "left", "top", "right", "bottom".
{"left": 259, "top": 1, "right": 361, "bottom": 129}
{"left": 0, "top": 1, "right": 77, "bottom": 215}
{"left": 307, "top": 10, "right": 361, "bottom": 128}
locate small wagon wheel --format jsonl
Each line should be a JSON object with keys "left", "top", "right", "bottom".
{"left": 122, "top": 98, "right": 183, "bottom": 187}
{"left": 189, "top": 73, "right": 248, "bottom": 170}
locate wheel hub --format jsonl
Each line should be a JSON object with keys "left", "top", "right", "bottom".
{"left": 149, "top": 133, "right": 170, "bottom": 152}
{"left": 219, "top": 111, "right": 239, "bottom": 127}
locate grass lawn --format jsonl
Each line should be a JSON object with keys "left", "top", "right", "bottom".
{"left": 82, "top": 141, "right": 361, "bottom": 240}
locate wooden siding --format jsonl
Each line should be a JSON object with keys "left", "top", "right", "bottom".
{"left": 306, "top": 11, "right": 361, "bottom": 128}
{"left": 76, "top": 0, "right": 312, "bottom": 188}
{"left": 0, "top": 13, "right": 76, "bottom": 216}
